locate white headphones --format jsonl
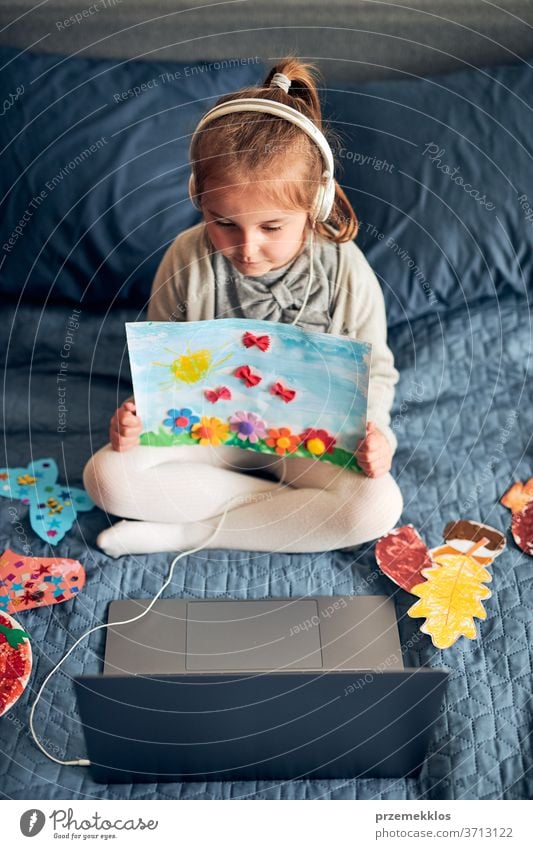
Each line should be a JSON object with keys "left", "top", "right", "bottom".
{"left": 188, "top": 97, "right": 336, "bottom": 223}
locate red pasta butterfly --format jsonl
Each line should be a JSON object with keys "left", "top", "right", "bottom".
{"left": 242, "top": 332, "right": 270, "bottom": 352}
{"left": 204, "top": 386, "right": 232, "bottom": 403}
{"left": 270, "top": 381, "right": 296, "bottom": 403}
{"left": 234, "top": 365, "right": 262, "bottom": 387}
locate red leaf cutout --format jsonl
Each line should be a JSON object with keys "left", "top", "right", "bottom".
{"left": 511, "top": 502, "right": 533, "bottom": 556}
{"left": 375, "top": 524, "right": 434, "bottom": 592}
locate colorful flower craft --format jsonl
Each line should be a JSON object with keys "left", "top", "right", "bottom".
{"left": 163, "top": 408, "right": 200, "bottom": 434}
{"left": 191, "top": 416, "right": 230, "bottom": 446}
{"left": 229, "top": 411, "right": 268, "bottom": 445}
{"left": 266, "top": 427, "right": 301, "bottom": 456}
{"left": 300, "top": 428, "right": 336, "bottom": 456}
{"left": 0, "top": 458, "right": 94, "bottom": 544}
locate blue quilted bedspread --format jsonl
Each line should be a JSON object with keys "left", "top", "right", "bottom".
{"left": 0, "top": 295, "right": 531, "bottom": 800}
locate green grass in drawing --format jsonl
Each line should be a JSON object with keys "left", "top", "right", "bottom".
{"left": 140, "top": 427, "right": 363, "bottom": 473}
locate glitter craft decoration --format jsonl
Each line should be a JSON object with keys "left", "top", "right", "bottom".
{"left": 0, "top": 458, "right": 95, "bottom": 544}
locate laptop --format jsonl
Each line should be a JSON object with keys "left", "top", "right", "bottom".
{"left": 73, "top": 596, "right": 448, "bottom": 784}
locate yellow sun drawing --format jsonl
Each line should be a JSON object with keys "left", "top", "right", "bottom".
{"left": 153, "top": 343, "right": 234, "bottom": 388}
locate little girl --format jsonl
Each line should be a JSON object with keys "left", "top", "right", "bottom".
{"left": 83, "top": 56, "right": 403, "bottom": 558}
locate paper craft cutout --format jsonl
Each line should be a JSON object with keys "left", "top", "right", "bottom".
{"left": 126, "top": 319, "right": 371, "bottom": 472}
{"left": 375, "top": 524, "right": 434, "bottom": 592}
{"left": 205, "top": 386, "right": 232, "bottom": 403}
{"left": 436, "top": 519, "right": 507, "bottom": 564}
{"left": 243, "top": 332, "right": 270, "bottom": 351}
{"left": 510, "top": 507, "right": 533, "bottom": 556}
{"left": 501, "top": 477, "right": 533, "bottom": 513}
{"left": 376, "top": 520, "right": 507, "bottom": 648}
{"left": 408, "top": 538, "right": 492, "bottom": 649}
{"left": 0, "top": 458, "right": 94, "bottom": 544}
{"left": 0, "top": 549, "right": 85, "bottom": 614}
{"left": 0, "top": 611, "right": 32, "bottom": 717}
{"left": 501, "top": 476, "right": 533, "bottom": 556}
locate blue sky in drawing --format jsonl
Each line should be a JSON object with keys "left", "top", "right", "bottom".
{"left": 126, "top": 319, "right": 372, "bottom": 450}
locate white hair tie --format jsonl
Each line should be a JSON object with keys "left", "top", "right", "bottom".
{"left": 270, "top": 72, "right": 291, "bottom": 93}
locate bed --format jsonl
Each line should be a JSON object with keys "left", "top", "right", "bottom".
{"left": 0, "top": 0, "right": 532, "bottom": 800}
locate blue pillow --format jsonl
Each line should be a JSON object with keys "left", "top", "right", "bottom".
{"left": 322, "top": 61, "right": 533, "bottom": 325}
{"left": 0, "top": 47, "right": 265, "bottom": 307}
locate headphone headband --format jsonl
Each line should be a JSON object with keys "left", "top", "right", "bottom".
{"left": 188, "top": 97, "right": 336, "bottom": 222}
{"left": 189, "top": 98, "right": 334, "bottom": 177}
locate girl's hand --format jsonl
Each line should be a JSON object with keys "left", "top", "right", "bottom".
{"left": 110, "top": 399, "right": 143, "bottom": 452}
{"left": 354, "top": 421, "right": 393, "bottom": 478}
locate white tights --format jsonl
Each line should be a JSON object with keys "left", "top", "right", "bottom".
{"left": 82, "top": 443, "right": 403, "bottom": 558}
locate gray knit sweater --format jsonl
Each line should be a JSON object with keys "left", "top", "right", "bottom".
{"left": 147, "top": 222, "right": 400, "bottom": 452}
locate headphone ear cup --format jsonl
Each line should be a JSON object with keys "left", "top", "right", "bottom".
{"left": 316, "top": 176, "right": 336, "bottom": 223}
{"left": 312, "top": 175, "right": 335, "bottom": 223}
{"left": 188, "top": 172, "right": 201, "bottom": 210}
{"left": 311, "top": 184, "right": 325, "bottom": 223}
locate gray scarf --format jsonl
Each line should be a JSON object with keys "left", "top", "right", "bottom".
{"left": 211, "top": 230, "right": 338, "bottom": 332}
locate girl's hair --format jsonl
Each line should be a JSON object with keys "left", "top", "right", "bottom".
{"left": 190, "top": 56, "right": 359, "bottom": 243}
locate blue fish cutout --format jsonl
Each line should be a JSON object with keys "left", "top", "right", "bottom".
{"left": 0, "top": 458, "right": 95, "bottom": 544}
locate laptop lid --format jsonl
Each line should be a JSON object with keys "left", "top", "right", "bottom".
{"left": 74, "top": 668, "right": 449, "bottom": 784}
{"left": 103, "top": 596, "right": 404, "bottom": 675}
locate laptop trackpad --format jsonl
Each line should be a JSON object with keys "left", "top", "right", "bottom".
{"left": 186, "top": 600, "right": 323, "bottom": 671}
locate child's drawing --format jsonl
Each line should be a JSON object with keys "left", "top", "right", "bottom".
{"left": 126, "top": 319, "right": 372, "bottom": 472}
{"left": 153, "top": 343, "right": 234, "bottom": 388}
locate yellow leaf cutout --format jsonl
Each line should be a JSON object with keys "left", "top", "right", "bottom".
{"left": 407, "top": 552, "right": 492, "bottom": 649}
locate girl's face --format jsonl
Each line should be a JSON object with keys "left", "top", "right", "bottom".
{"left": 201, "top": 180, "right": 310, "bottom": 276}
